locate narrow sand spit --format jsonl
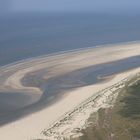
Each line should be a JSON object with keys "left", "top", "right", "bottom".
{"left": 2, "top": 42, "right": 140, "bottom": 93}
{"left": 0, "top": 42, "right": 140, "bottom": 139}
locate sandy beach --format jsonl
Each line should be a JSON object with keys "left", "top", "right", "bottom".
{"left": 1, "top": 42, "right": 140, "bottom": 139}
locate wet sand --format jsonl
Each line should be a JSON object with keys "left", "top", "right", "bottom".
{"left": 1, "top": 42, "right": 140, "bottom": 139}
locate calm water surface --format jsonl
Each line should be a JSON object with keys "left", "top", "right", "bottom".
{"left": 0, "top": 13, "right": 140, "bottom": 66}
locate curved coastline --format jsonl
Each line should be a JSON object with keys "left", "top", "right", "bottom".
{"left": 2, "top": 41, "right": 140, "bottom": 91}
{"left": 1, "top": 42, "right": 140, "bottom": 139}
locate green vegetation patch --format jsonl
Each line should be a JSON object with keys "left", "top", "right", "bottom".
{"left": 119, "top": 80, "right": 140, "bottom": 119}
{"left": 72, "top": 77, "right": 140, "bottom": 140}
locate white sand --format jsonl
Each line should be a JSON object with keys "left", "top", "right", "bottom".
{"left": 0, "top": 42, "right": 140, "bottom": 139}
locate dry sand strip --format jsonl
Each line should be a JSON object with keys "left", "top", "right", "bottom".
{"left": 0, "top": 42, "right": 140, "bottom": 139}
{"left": 41, "top": 74, "right": 128, "bottom": 139}
{"left": 40, "top": 71, "right": 140, "bottom": 140}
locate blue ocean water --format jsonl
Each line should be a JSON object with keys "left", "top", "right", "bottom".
{"left": 0, "top": 13, "right": 140, "bottom": 66}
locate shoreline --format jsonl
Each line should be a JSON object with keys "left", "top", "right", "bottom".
{"left": 0, "top": 40, "right": 140, "bottom": 70}
{"left": 0, "top": 42, "right": 140, "bottom": 139}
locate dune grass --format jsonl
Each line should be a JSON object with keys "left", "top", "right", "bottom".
{"left": 72, "top": 77, "right": 140, "bottom": 140}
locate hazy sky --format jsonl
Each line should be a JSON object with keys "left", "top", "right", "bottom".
{"left": 1, "top": 0, "right": 140, "bottom": 14}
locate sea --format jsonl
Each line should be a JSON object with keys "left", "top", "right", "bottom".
{"left": 0, "top": 12, "right": 140, "bottom": 66}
